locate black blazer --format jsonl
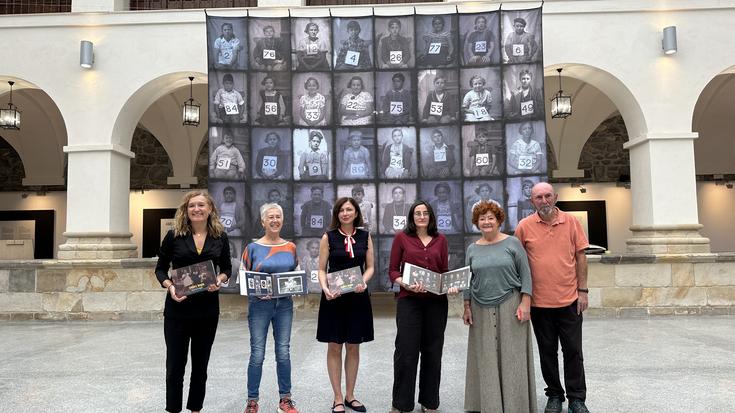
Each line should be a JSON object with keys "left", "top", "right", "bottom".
{"left": 155, "top": 230, "right": 232, "bottom": 319}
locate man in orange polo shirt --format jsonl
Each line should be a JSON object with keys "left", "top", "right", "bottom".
{"left": 514, "top": 182, "right": 590, "bottom": 413}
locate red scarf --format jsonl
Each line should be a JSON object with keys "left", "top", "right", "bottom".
{"left": 338, "top": 227, "right": 357, "bottom": 259}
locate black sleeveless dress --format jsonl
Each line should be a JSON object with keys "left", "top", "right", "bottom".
{"left": 316, "top": 228, "right": 374, "bottom": 344}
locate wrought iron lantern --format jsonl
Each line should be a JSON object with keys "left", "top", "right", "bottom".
{"left": 0, "top": 81, "right": 21, "bottom": 130}
{"left": 550, "top": 68, "right": 572, "bottom": 119}
{"left": 182, "top": 76, "right": 200, "bottom": 127}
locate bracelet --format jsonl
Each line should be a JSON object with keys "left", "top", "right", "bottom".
{"left": 577, "top": 288, "right": 589, "bottom": 293}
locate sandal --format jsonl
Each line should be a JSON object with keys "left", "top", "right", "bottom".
{"left": 344, "top": 398, "right": 367, "bottom": 412}
{"left": 332, "top": 402, "right": 346, "bottom": 413}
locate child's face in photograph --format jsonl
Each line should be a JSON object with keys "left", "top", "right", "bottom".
{"left": 348, "top": 27, "right": 360, "bottom": 40}
{"left": 433, "top": 77, "right": 445, "bottom": 92}
{"left": 307, "top": 25, "right": 319, "bottom": 39}
{"left": 263, "top": 78, "right": 275, "bottom": 91}
{"left": 266, "top": 134, "right": 279, "bottom": 148}
{"left": 392, "top": 188, "right": 405, "bottom": 202}
{"left": 352, "top": 191, "right": 364, "bottom": 203}
{"left": 306, "top": 79, "right": 319, "bottom": 94}
{"left": 391, "top": 130, "right": 403, "bottom": 144}
{"left": 222, "top": 24, "right": 234, "bottom": 39}
{"left": 389, "top": 22, "right": 401, "bottom": 36}
{"left": 310, "top": 188, "right": 324, "bottom": 202}
{"left": 307, "top": 242, "right": 319, "bottom": 257}
{"left": 432, "top": 18, "right": 444, "bottom": 33}
{"left": 309, "top": 136, "right": 321, "bottom": 150}
{"left": 436, "top": 186, "right": 450, "bottom": 201}
{"left": 514, "top": 22, "right": 525, "bottom": 35}
{"left": 520, "top": 73, "right": 532, "bottom": 89}
{"left": 472, "top": 78, "right": 485, "bottom": 92}
{"left": 223, "top": 189, "right": 236, "bottom": 202}
{"left": 520, "top": 123, "right": 534, "bottom": 139}
{"left": 431, "top": 131, "right": 444, "bottom": 145}
{"left": 350, "top": 79, "right": 363, "bottom": 94}
{"left": 392, "top": 78, "right": 404, "bottom": 90}
{"left": 224, "top": 80, "right": 234, "bottom": 91}
{"left": 350, "top": 135, "right": 362, "bottom": 149}
{"left": 477, "top": 132, "right": 489, "bottom": 144}
{"left": 478, "top": 185, "right": 491, "bottom": 199}
{"left": 475, "top": 18, "right": 487, "bottom": 31}
{"left": 223, "top": 133, "right": 234, "bottom": 146}
{"left": 264, "top": 26, "right": 275, "bottom": 38}
{"left": 267, "top": 190, "right": 282, "bottom": 203}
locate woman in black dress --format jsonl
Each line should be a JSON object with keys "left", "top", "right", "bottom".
{"left": 155, "top": 190, "right": 232, "bottom": 413}
{"left": 317, "top": 197, "right": 375, "bottom": 413}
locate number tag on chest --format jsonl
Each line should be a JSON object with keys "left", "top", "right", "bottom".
{"left": 474, "top": 41, "right": 487, "bottom": 53}
{"left": 220, "top": 215, "right": 235, "bottom": 228}
{"left": 345, "top": 50, "right": 360, "bottom": 66}
{"left": 216, "top": 157, "right": 232, "bottom": 170}
{"left": 512, "top": 44, "right": 525, "bottom": 56}
{"left": 520, "top": 101, "right": 534, "bottom": 116}
{"left": 389, "top": 154, "right": 403, "bottom": 169}
{"left": 350, "top": 163, "right": 366, "bottom": 176}
{"left": 310, "top": 215, "right": 324, "bottom": 228}
{"left": 475, "top": 153, "right": 490, "bottom": 167}
{"left": 264, "top": 102, "right": 278, "bottom": 115}
{"left": 308, "top": 162, "right": 323, "bottom": 176}
{"left": 224, "top": 104, "right": 239, "bottom": 115}
{"left": 437, "top": 215, "right": 452, "bottom": 230}
{"left": 307, "top": 43, "right": 319, "bottom": 55}
{"left": 390, "top": 101, "right": 404, "bottom": 115}
{"left": 429, "top": 101, "right": 443, "bottom": 116}
{"left": 263, "top": 49, "right": 276, "bottom": 60}
{"left": 392, "top": 215, "right": 407, "bottom": 230}
{"left": 518, "top": 155, "right": 533, "bottom": 170}
{"left": 261, "top": 156, "right": 277, "bottom": 173}
{"left": 305, "top": 108, "right": 320, "bottom": 121}
{"left": 346, "top": 100, "right": 360, "bottom": 111}
{"left": 433, "top": 149, "right": 447, "bottom": 162}
{"left": 428, "top": 42, "right": 441, "bottom": 54}
{"left": 389, "top": 50, "right": 402, "bottom": 64}
{"left": 472, "top": 106, "right": 489, "bottom": 119}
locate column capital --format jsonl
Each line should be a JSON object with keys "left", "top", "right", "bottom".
{"left": 623, "top": 131, "right": 699, "bottom": 150}
{"left": 63, "top": 144, "right": 135, "bottom": 159}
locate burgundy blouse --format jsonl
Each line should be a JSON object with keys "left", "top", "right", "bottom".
{"left": 388, "top": 231, "right": 449, "bottom": 299}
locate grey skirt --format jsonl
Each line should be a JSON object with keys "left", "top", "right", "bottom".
{"left": 464, "top": 290, "right": 538, "bottom": 413}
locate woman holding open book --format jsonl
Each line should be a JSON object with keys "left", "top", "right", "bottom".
{"left": 317, "top": 197, "right": 375, "bottom": 413}
{"left": 241, "top": 202, "right": 300, "bottom": 413}
{"left": 154, "top": 190, "right": 232, "bottom": 413}
{"left": 388, "top": 201, "right": 458, "bottom": 413}
{"left": 463, "top": 201, "right": 536, "bottom": 413}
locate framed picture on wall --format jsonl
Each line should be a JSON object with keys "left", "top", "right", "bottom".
{"left": 555, "top": 200, "right": 608, "bottom": 250}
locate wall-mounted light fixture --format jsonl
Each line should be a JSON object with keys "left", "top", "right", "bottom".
{"left": 182, "top": 76, "right": 200, "bottom": 127}
{"left": 0, "top": 81, "right": 21, "bottom": 130}
{"left": 571, "top": 182, "right": 587, "bottom": 194}
{"left": 662, "top": 26, "right": 677, "bottom": 55}
{"left": 550, "top": 68, "right": 572, "bottom": 119}
{"left": 80, "top": 40, "right": 94, "bottom": 69}
{"left": 616, "top": 174, "right": 631, "bottom": 189}
{"left": 714, "top": 174, "right": 733, "bottom": 189}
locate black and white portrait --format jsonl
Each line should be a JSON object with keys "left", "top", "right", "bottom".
{"left": 291, "top": 17, "right": 331, "bottom": 71}
{"left": 375, "top": 16, "right": 415, "bottom": 69}
{"left": 503, "top": 63, "right": 545, "bottom": 121}
{"left": 250, "top": 182, "right": 294, "bottom": 238}
{"left": 501, "top": 9, "right": 542, "bottom": 64}
{"left": 293, "top": 128, "right": 332, "bottom": 181}
{"left": 278, "top": 276, "right": 304, "bottom": 295}
{"left": 506, "top": 175, "right": 544, "bottom": 230}
{"left": 249, "top": 72, "right": 291, "bottom": 126}
{"left": 296, "top": 238, "right": 322, "bottom": 293}
{"left": 222, "top": 236, "right": 245, "bottom": 293}
{"left": 460, "top": 67, "right": 503, "bottom": 122}
{"left": 378, "top": 183, "right": 417, "bottom": 235}
{"left": 376, "top": 71, "right": 414, "bottom": 126}
{"left": 251, "top": 128, "right": 291, "bottom": 180}
{"left": 294, "top": 183, "right": 335, "bottom": 237}
{"left": 417, "top": 69, "right": 459, "bottom": 124}
{"left": 208, "top": 17, "right": 248, "bottom": 70}
{"left": 505, "top": 120, "right": 547, "bottom": 175}
{"left": 463, "top": 180, "right": 504, "bottom": 232}
{"left": 419, "top": 126, "right": 461, "bottom": 179}
{"left": 416, "top": 14, "right": 458, "bottom": 68}
{"left": 377, "top": 127, "right": 417, "bottom": 180}
{"left": 459, "top": 12, "right": 500, "bottom": 66}
{"left": 462, "top": 123, "right": 503, "bottom": 177}
{"left": 376, "top": 237, "right": 399, "bottom": 292}
{"left": 335, "top": 128, "right": 376, "bottom": 180}
{"left": 337, "top": 183, "right": 377, "bottom": 234}
{"left": 249, "top": 17, "right": 291, "bottom": 71}
{"left": 209, "top": 70, "right": 247, "bottom": 125}
{"left": 447, "top": 235, "right": 466, "bottom": 273}
{"left": 333, "top": 17, "right": 374, "bottom": 70}
{"left": 420, "top": 181, "right": 463, "bottom": 234}
{"left": 334, "top": 72, "right": 375, "bottom": 126}
{"left": 210, "top": 181, "right": 249, "bottom": 239}
{"left": 292, "top": 72, "right": 332, "bottom": 127}
{"left": 208, "top": 126, "right": 248, "bottom": 181}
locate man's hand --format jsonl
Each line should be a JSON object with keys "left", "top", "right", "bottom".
{"left": 577, "top": 292, "right": 589, "bottom": 314}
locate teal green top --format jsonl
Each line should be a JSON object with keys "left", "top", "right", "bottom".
{"left": 464, "top": 236, "right": 532, "bottom": 306}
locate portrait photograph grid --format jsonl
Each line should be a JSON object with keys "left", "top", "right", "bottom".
{"left": 206, "top": 7, "right": 548, "bottom": 293}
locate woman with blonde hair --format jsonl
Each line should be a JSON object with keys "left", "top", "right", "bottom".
{"left": 155, "top": 190, "right": 233, "bottom": 413}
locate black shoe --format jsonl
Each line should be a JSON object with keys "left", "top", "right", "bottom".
{"left": 544, "top": 397, "right": 563, "bottom": 413}
{"left": 345, "top": 398, "right": 367, "bottom": 413}
{"left": 568, "top": 399, "right": 590, "bottom": 413}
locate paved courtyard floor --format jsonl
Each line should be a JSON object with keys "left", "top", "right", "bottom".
{"left": 0, "top": 314, "right": 733, "bottom": 413}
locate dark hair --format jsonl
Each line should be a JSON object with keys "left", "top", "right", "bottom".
{"left": 304, "top": 22, "right": 319, "bottom": 34}
{"left": 513, "top": 18, "right": 527, "bottom": 27}
{"left": 404, "top": 200, "right": 438, "bottom": 237}
{"left": 263, "top": 25, "right": 275, "bottom": 33}
{"left": 388, "top": 18, "right": 401, "bottom": 28}
{"left": 329, "top": 197, "right": 364, "bottom": 230}
{"left": 222, "top": 73, "right": 234, "bottom": 83}
{"left": 261, "top": 76, "right": 274, "bottom": 86}
{"left": 519, "top": 69, "right": 532, "bottom": 80}
{"left": 474, "top": 16, "right": 487, "bottom": 25}
{"left": 221, "top": 22, "right": 233, "bottom": 30}
{"left": 471, "top": 201, "right": 506, "bottom": 227}
{"left": 304, "top": 77, "right": 320, "bottom": 89}
{"left": 351, "top": 185, "right": 365, "bottom": 196}
{"left": 347, "top": 76, "right": 364, "bottom": 89}
{"left": 392, "top": 73, "right": 405, "bottom": 82}
{"left": 347, "top": 20, "right": 361, "bottom": 32}
{"left": 432, "top": 16, "right": 445, "bottom": 25}
{"left": 433, "top": 182, "right": 451, "bottom": 196}
{"left": 265, "top": 131, "right": 281, "bottom": 143}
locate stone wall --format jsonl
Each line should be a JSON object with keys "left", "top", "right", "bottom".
{"left": 577, "top": 114, "right": 630, "bottom": 182}
{"left": 1, "top": 255, "right": 734, "bottom": 320}
{"left": 0, "top": 137, "right": 24, "bottom": 190}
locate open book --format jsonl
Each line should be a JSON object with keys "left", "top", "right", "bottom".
{"left": 401, "top": 263, "right": 471, "bottom": 295}
{"left": 240, "top": 270, "right": 308, "bottom": 298}
{"left": 170, "top": 260, "right": 218, "bottom": 297}
{"left": 327, "top": 266, "right": 364, "bottom": 294}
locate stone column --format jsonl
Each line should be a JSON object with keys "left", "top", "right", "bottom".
{"left": 71, "top": 0, "right": 126, "bottom": 12}
{"left": 58, "top": 144, "right": 137, "bottom": 259}
{"left": 623, "top": 132, "right": 710, "bottom": 254}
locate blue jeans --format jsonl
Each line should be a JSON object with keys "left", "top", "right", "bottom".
{"left": 247, "top": 296, "right": 294, "bottom": 400}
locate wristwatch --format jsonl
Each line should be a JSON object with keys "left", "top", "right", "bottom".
{"left": 577, "top": 288, "right": 589, "bottom": 293}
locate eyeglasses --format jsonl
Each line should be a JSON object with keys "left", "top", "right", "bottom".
{"left": 414, "top": 211, "right": 430, "bottom": 217}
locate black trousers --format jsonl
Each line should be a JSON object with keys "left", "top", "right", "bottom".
{"left": 392, "top": 295, "right": 448, "bottom": 411}
{"left": 164, "top": 316, "right": 219, "bottom": 412}
{"left": 530, "top": 301, "right": 587, "bottom": 402}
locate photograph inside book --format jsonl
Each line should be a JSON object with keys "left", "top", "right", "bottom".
{"left": 170, "top": 260, "right": 217, "bottom": 296}
{"left": 326, "top": 266, "right": 364, "bottom": 294}
{"left": 241, "top": 270, "right": 308, "bottom": 297}
{"left": 402, "top": 263, "right": 471, "bottom": 294}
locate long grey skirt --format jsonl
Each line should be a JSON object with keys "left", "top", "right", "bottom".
{"left": 464, "top": 290, "right": 538, "bottom": 413}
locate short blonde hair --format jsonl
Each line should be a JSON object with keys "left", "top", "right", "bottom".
{"left": 173, "top": 190, "right": 224, "bottom": 238}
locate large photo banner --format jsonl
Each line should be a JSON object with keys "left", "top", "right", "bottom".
{"left": 206, "top": 6, "right": 547, "bottom": 293}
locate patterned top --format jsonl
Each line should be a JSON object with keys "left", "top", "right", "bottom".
{"left": 242, "top": 241, "right": 298, "bottom": 274}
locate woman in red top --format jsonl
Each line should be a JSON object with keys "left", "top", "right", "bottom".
{"left": 388, "top": 201, "right": 458, "bottom": 413}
